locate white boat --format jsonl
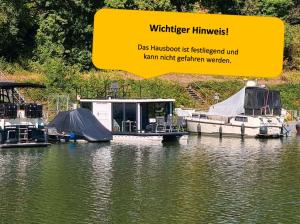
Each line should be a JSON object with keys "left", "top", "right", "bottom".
{"left": 187, "top": 114, "right": 283, "bottom": 138}
{"left": 79, "top": 98, "right": 188, "bottom": 142}
{"left": 185, "top": 81, "right": 285, "bottom": 138}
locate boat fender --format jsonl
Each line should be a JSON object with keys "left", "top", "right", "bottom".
{"left": 69, "top": 133, "right": 77, "bottom": 141}
{"left": 296, "top": 122, "right": 300, "bottom": 135}
{"left": 197, "top": 123, "right": 201, "bottom": 135}
{"left": 259, "top": 126, "right": 268, "bottom": 135}
{"left": 241, "top": 123, "right": 245, "bottom": 137}
{"left": 219, "top": 126, "right": 222, "bottom": 138}
{"left": 280, "top": 125, "right": 284, "bottom": 135}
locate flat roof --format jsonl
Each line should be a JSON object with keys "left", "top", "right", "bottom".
{"left": 0, "top": 82, "right": 45, "bottom": 89}
{"left": 80, "top": 98, "right": 175, "bottom": 103}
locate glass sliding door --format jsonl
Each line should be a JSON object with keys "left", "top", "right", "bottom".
{"left": 124, "top": 103, "right": 137, "bottom": 132}
{"left": 140, "top": 102, "right": 173, "bottom": 131}
{"left": 112, "top": 103, "right": 123, "bottom": 132}
{"left": 112, "top": 103, "right": 137, "bottom": 133}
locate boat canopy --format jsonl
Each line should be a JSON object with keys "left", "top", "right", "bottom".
{"left": 48, "top": 108, "right": 112, "bottom": 142}
{"left": 208, "top": 87, "right": 246, "bottom": 117}
{"left": 208, "top": 86, "right": 282, "bottom": 117}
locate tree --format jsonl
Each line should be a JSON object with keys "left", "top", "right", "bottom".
{"left": 170, "top": 0, "right": 198, "bottom": 12}
{"left": 241, "top": 0, "right": 294, "bottom": 18}
{"left": 200, "top": 0, "right": 243, "bottom": 14}
{"left": 0, "top": 1, "right": 35, "bottom": 60}
{"left": 105, "top": 0, "right": 174, "bottom": 10}
{"left": 34, "top": 0, "right": 105, "bottom": 70}
{"left": 104, "top": 0, "right": 136, "bottom": 9}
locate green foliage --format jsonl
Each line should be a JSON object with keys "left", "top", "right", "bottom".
{"left": 39, "top": 57, "right": 82, "bottom": 94}
{"left": 281, "top": 72, "right": 300, "bottom": 83}
{"left": 105, "top": 0, "right": 175, "bottom": 10}
{"left": 170, "top": 0, "right": 198, "bottom": 12}
{"left": 286, "top": 5, "right": 300, "bottom": 24}
{"left": 138, "top": 79, "right": 194, "bottom": 106}
{"left": 270, "top": 84, "right": 300, "bottom": 109}
{"left": 0, "top": 0, "right": 299, "bottom": 108}
{"left": 284, "top": 25, "right": 300, "bottom": 70}
{"left": 191, "top": 80, "right": 244, "bottom": 105}
{"left": 260, "top": 0, "right": 294, "bottom": 18}
{"left": 0, "top": 57, "right": 29, "bottom": 74}
{"left": 0, "top": 1, "right": 35, "bottom": 60}
{"left": 0, "top": 0, "right": 299, "bottom": 72}
{"left": 105, "top": 0, "right": 136, "bottom": 9}
{"left": 200, "top": 0, "right": 244, "bottom": 14}
{"left": 241, "top": 0, "right": 294, "bottom": 18}
{"left": 77, "top": 74, "right": 194, "bottom": 107}
{"left": 33, "top": 0, "right": 104, "bottom": 70}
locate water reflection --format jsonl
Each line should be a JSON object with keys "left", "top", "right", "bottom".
{"left": 0, "top": 136, "right": 299, "bottom": 224}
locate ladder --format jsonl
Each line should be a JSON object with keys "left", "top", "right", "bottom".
{"left": 19, "top": 127, "right": 29, "bottom": 143}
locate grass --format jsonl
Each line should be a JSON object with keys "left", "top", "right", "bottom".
{"left": 0, "top": 65, "right": 299, "bottom": 110}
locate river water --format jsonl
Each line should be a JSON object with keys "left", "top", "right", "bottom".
{"left": 0, "top": 135, "right": 299, "bottom": 224}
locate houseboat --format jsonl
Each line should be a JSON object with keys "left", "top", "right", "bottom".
{"left": 186, "top": 81, "right": 285, "bottom": 138}
{"left": 79, "top": 98, "right": 188, "bottom": 142}
{"left": 0, "top": 82, "right": 49, "bottom": 148}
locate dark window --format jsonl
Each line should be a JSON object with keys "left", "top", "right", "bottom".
{"left": 192, "top": 114, "right": 200, "bottom": 119}
{"left": 81, "top": 102, "right": 93, "bottom": 111}
{"left": 112, "top": 103, "right": 124, "bottom": 129}
{"left": 235, "top": 116, "right": 248, "bottom": 122}
{"left": 113, "top": 103, "right": 137, "bottom": 132}
{"left": 200, "top": 114, "right": 208, "bottom": 119}
{"left": 125, "top": 103, "right": 136, "bottom": 122}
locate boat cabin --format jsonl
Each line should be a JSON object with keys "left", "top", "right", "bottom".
{"left": 80, "top": 98, "right": 176, "bottom": 133}
{"left": 244, "top": 87, "right": 282, "bottom": 116}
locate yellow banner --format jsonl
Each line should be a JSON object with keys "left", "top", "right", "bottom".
{"left": 92, "top": 9, "right": 284, "bottom": 78}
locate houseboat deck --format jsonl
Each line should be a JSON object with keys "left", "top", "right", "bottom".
{"left": 0, "top": 142, "right": 50, "bottom": 148}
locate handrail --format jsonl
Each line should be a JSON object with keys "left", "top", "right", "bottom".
{"left": 0, "top": 70, "right": 26, "bottom": 103}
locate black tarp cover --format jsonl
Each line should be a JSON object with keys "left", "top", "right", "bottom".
{"left": 48, "top": 108, "right": 112, "bottom": 142}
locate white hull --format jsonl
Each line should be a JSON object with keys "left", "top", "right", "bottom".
{"left": 186, "top": 117, "right": 283, "bottom": 138}
{"left": 113, "top": 135, "right": 163, "bottom": 142}
{"left": 187, "top": 120, "right": 258, "bottom": 136}
{"left": 112, "top": 134, "right": 188, "bottom": 144}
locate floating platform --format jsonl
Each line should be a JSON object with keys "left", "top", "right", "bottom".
{"left": 256, "top": 134, "right": 283, "bottom": 139}
{"left": 113, "top": 131, "right": 188, "bottom": 142}
{"left": 0, "top": 142, "right": 51, "bottom": 148}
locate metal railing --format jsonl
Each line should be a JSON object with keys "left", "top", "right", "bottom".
{"left": 0, "top": 70, "right": 26, "bottom": 104}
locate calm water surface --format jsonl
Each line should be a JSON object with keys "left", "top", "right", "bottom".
{"left": 0, "top": 135, "right": 299, "bottom": 224}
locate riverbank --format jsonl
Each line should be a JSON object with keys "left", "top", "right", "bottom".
{"left": 0, "top": 67, "right": 299, "bottom": 110}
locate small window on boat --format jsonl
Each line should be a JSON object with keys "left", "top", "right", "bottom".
{"left": 200, "top": 114, "right": 208, "bottom": 119}
{"left": 192, "top": 114, "right": 200, "bottom": 119}
{"left": 235, "top": 116, "right": 248, "bottom": 122}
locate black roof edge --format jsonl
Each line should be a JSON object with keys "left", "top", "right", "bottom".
{"left": 0, "top": 82, "right": 45, "bottom": 89}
